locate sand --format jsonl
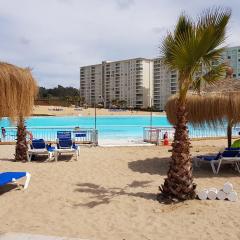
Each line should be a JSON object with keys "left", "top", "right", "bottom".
{"left": 0, "top": 139, "right": 240, "bottom": 240}
{"left": 33, "top": 105, "right": 164, "bottom": 117}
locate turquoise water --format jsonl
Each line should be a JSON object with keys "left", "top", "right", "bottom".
{"left": 0, "top": 115, "right": 170, "bottom": 141}
{"left": 0, "top": 115, "right": 236, "bottom": 143}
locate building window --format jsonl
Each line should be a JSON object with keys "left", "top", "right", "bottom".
{"left": 233, "top": 74, "right": 236, "bottom": 78}
{"left": 227, "top": 56, "right": 231, "bottom": 59}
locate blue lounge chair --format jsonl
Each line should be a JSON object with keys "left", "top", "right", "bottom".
{"left": 55, "top": 134, "right": 80, "bottom": 161}
{"left": 0, "top": 172, "right": 31, "bottom": 189}
{"left": 195, "top": 150, "right": 240, "bottom": 174}
{"left": 28, "top": 139, "right": 55, "bottom": 162}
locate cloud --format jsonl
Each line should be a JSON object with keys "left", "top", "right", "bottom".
{"left": 0, "top": 0, "right": 239, "bottom": 88}
{"left": 152, "top": 27, "right": 167, "bottom": 35}
{"left": 115, "top": 0, "right": 135, "bottom": 10}
{"left": 19, "top": 37, "right": 30, "bottom": 46}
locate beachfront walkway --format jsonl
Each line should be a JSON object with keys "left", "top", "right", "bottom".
{"left": 0, "top": 233, "right": 86, "bottom": 240}
{"left": 0, "top": 140, "right": 240, "bottom": 240}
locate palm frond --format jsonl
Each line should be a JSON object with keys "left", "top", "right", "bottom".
{"left": 202, "top": 62, "right": 227, "bottom": 83}
{"left": 191, "top": 63, "right": 228, "bottom": 93}
{"left": 160, "top": 7, "right": 231, "bottom": 94}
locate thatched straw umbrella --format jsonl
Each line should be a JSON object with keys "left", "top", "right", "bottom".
{"left": 165, "top": 74, "right": 240, "bottom": 148}
{"left": 0, "top": 62, "right": 38, "bottom": 161}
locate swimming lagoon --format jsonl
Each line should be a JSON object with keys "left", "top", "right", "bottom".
{"left": 0, "top": 115, "right": 237, "bottom": 145}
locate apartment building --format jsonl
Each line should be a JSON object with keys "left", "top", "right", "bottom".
{"left": 222, "top": 46, "right": 240, "bottom": 78}
{"left": 80, "top": 64, "right": 102, "bottom": 105}
{"left": 80, "top": 46, "right": 240, "bottom": 111}
{"left": 80, "top": 58, "right": 153, "bottom": 108}
{"left": 153, "top": 46, "right": 240, "bottom": 111}
{"left": 153, "top": 58, "right": 178, "bottom": 110}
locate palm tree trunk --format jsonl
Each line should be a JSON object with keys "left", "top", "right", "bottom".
{"left": 159, "top": 99, "right": 196, "bottom": 200}
{"left": 15, "top": 116, "right": 28, "bottom": 162}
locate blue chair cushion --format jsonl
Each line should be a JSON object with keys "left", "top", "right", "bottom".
{"left": 221, "top": 150, "right": 239, "bottom": 158}
{"left": 31, "top": 139, "right": 46, "bottom": 149}
{"left": 197, "top": 152, "right": 221, "bottom": 161}
{"left": 58, "top": 139, "right": 73, "bottom": 148}
{"left": 197, "top": 150, "right": 240, "bottom": 162}
{"left": 0, "top": 172, "right": 26, "bottom": 186}
{"left": 225, "top": 147, "right": 240, "bottom": 151}
{"left": 57, "top": 131, "right": 72, "bottom": 139}
{"left": 46, "top": 146, "right": 55, "bottom": 152}
{"left": 72, "top": 143, "right": 78, "bottom": 150}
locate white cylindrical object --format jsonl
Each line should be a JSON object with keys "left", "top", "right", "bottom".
{"left": 208, "top": 188, "right": 218, "bottom": 200}
{"left": 223, "top": 182, "right": 233, "bottom": 194}
{"left": 227, "top": 191, "right": 238, "bottom": 202}
{"left": 197, "top": 189, "right": 208, "bottom": 200}
{"left": 217, "top": 190, "right": 226, "bottom": 200}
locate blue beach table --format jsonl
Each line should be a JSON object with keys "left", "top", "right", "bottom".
{"left": 0, "top": 172, "right": 31, "bottom": 189}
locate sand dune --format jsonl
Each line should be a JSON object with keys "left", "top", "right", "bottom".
{"left": 0, "top": 139, "right": 239, "bottom": 240}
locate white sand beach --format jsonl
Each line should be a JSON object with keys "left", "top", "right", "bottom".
{"left": 33, "top": 106, "right": 164, "bottom": 117}
{"left": 0, "top": 139, "right": 240, "bottom": 240}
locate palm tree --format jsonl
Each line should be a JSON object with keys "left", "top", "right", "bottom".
{"left": 0, "top": 63, "right": 38, "bottom": 162}
{"left": 15, "top": 116, "right": 28, "bottom": 161}
{"left": 159, "top": 8, "right": 231, "bottom": 201}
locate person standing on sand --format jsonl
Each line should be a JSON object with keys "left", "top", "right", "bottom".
{"left": 1, "top": 127, "right": 6, "bottom": 139}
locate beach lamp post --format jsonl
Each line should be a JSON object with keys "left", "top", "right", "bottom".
{"left": 149, "top": 98, "right": 153, "bottom": 129}
{"left": 94, "top": 95, "right": 104, "bottom": 130}
{"left": 94, "top": 102, "right": 96, "bottom": 130}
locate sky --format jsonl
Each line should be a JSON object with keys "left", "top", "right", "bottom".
{"left": 0, "top": 0, "right": 239, "bottom": 88}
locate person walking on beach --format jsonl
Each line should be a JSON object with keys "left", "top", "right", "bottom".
{"left": 1, "top": 127, "right": 6, "bottom": 138}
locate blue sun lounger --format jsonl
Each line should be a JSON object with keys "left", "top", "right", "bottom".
{"left": 55, "top": 131, "right": 80, "bottom": 161}
{"left": 28, "top": 139, "right": 55, "bottom": 162}
{"left": 0, "top": 172, "right": 31, "bottom": 189}
{"left": 195, "top": 150, "right": 240, "bottom": 174}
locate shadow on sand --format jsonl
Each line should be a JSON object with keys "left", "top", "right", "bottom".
{"left": 74, "top": 181, "right": 156, "bottom": 208}
{"left": 0, "top": 155, "right": 75, "bottom": 163}
{"left": 0, "top": 184, "right": 19, "bottom": 195}
{"left": 128, "top": 156, "right": 240, "bottom": 178}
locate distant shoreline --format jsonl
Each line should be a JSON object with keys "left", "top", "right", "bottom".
{"left": 33, "top": 105, "right": 166, "bottom": 117}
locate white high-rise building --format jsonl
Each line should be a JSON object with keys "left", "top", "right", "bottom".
{"left": 80, "top": 64, "right": 102, "bottom": 106}
{"left": 80, "top": 46, "right": 240, "bottom": 111}
{"left": 153, "top": 58, "right": 178, "bottom": 111}
{"left": 222, "top": 46, "right": 240, "bottom": 78}
{"left": 153, "top": 46, "right": 240, "bottom": 111}
{"left": 80, "top": 58, "right": 153, "bottom": 108}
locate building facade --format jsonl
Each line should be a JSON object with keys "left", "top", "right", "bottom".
{"left": 80, "top": 46, "right": 240, "bottom": 111}
{"left": 153, "top": 58, "right": 178, "bottom": 110}
{"left": 80, "top": 64, "right": 102, "bottom": 106}
{"left": 222, "top": 46, "right": 240, "bottom": 79}
{"left": 153, "top": 46, "right": 240, "bottom": 111}
{"left": 80, "top": 58, "right": 153, "bottom": 108}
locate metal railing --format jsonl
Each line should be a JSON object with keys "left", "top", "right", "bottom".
{"left": 143, "top": 126, "right": 240, "bottom": 144}
{"left": 143, "top": 127, "right": 161, "bottom": 145}
{"left": 0, "top": 127, "right": 98, "bottom": 145}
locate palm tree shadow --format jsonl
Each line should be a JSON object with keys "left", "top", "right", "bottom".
{"left": 0, "top": 158, "right": 15, "bottom": 162}
{"left": 128, "top": 157, "right": 170, "bottom": 175}
{"left": 128, "top": 156, "right": 239, "bottom": 178}
{"left": 74, "top": 181, "right": 156, "bottom": 208}
{"left": 0, "top": 184, "right": 19, "bottom": 195}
